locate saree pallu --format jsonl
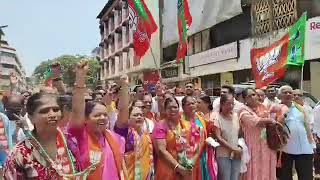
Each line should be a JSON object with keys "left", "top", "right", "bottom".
{"left": 124, "top": 132, "right": 154, "bottom": 180}
{"left": 192, "top": 114, "right": 217, "bottom": 180}
{"left": 154, "top": 122, "right": 180, "bottom": 180}
{"left": 154, "top": 114, "right": 217, "bottom": 180}
{"left": 67, "top": 125, "right": 125, "bottom": 180}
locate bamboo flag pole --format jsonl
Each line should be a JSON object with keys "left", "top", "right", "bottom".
{"left": 300, "top": 65, "right": 304, "bottom": 90}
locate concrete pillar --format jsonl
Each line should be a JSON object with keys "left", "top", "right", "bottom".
{"left": 310, "top": 61, "right": 320, "bottom": 99}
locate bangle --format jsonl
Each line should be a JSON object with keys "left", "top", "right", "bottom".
{"left": 174, "top": 163, "right": 180, "bottom": 172}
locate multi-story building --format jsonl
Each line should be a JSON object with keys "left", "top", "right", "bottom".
{"left": 160, "top": 0, "right": 320, "bottom": 99}
{"left": 0, "top": 36, "right": 26, "bottom": 91}
{"left": 97, "top": 0, "right": 160, "bottom": 86}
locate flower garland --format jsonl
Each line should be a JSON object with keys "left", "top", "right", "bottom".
{"left": 23, "top": 129, "right": 97, "bottom": 179}
{"left": 172, "top": 114, "right": 201, "bottom": 170}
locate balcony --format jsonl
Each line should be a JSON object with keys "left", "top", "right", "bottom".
{"left": 111, "top": 58, "right": 115, "bottom": 75}
{"left": 115, "top": 33, "right": 123, "bottom": 52}
{"left": 108, "top": 16, "right": 114, "bottom": 34}
{"left": 114, "top": 10, "right": 122, "bottom": 28}
{"left": 122, "top": 1, "right": 129, "bottom": 24}
{"left": 118, "top": 54, "right": 123, "bottom": 72}
{"left": 103, "top": 21, "right": 109, "bottom": 38}
{"left": 126, "top": 51, "right": 131, "bottom": 70}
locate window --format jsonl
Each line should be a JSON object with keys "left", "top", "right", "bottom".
{"left": 163, "top": 43, "right": 178, "bottom": 62}
{"left": 298, "top": 0, "right": 320, "bottom": 18}
{"left": 210, "top": 6, "right": 251, "bottom": 47}
{"left": 2, "top": 64, "right": 14, "bottom": 69}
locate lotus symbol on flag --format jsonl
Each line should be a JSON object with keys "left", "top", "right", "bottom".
{"left": 129, "top": 4, "right": 138, "bottom": 32}
{"left": 256, "top": 44, "right": 282, "bottom": 81}
{"left": 128, "top": 4, "right": 148, "bottom": 43}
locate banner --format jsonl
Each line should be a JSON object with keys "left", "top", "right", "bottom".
{"left": 286, "top": 12, "right": 306, "bottom": 67}
{"left": 251, "top": 35, "right": 289, "bottom": 88}
{"left": 143, "top": 70, "right": 160, "bottom": 92}
{"left": 162, "top": 0, "right": 242, "bottom": 47}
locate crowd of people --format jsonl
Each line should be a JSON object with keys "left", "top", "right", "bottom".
{"left": 0, "top": 60, "right": 319, "bottom": 180}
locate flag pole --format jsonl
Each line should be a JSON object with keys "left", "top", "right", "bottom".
{"left": 300, "top": 65, "right": 304, "bottom": 90}
{"left": 139, "top": 20, "right": 160, "bottom": 77}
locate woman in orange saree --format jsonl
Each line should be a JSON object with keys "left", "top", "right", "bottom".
{"left": 153, "top": 96, "right": 207, "bottom": 180}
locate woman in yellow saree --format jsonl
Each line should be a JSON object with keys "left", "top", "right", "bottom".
{"left": 114, "top": 84, "right": 154, "bottom": 180}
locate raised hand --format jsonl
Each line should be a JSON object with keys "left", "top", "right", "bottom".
{"left": 103, "top": 90, "right": 113, "bottom": 106}
{"left": 75, "top": 60, "right": 89, "bottom": 78}
{"left": 119, "top": 75, "right": 129, "bottom": 87}
{"left": 75, "top": 60, "right": 89, "bottom": 87}
{"left": 50, "top": 61, "right": 62, "bottom": 78}
{"left": 155, "top": 81, "right": 165, "bottom": 96}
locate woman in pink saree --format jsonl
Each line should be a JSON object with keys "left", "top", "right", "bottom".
{"left": 238, "top": 88, "right": 277, "bottom": 180}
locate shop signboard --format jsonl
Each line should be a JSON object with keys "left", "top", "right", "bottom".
{"left": 189, "top": 42, "right": 238, "bottom": 68}
{"left": 161, "top": 66, "right": 179, "bottom": 79}
{"left": 305, "top": 16, "right": 320, "bottom": 60}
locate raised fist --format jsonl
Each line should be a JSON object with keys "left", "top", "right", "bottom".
{"left": 75, "top": 60, "right": 89, "bottom": 78}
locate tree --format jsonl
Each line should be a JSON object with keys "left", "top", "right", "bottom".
{"left": 33, "top": 55, "right": 101, "bottom": 88}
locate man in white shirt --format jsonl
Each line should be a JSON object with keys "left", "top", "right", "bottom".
{"left": 293, "top": 89, "right": 314, "bottom": 127}
{"left": 264, "top": 85, "right": 280, "bottom": 107}
{"left": 314, "top": 102, "right": 320, "bottom": 138}
{"left": 277, "top": 86, "right": 314, "bottom": 180}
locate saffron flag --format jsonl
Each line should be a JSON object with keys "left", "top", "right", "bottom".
{"left": 128, "top": 0, "right": 158, "bottom": 60}
{"left": 251, "top": 35, "right": 289, "bottom": 88}
{"left": 251, "top": 13, "right": 307, "bottom": 88}
{"left": 176, "top": 0, "right": 192, "bottom": 63}
{"left": 286, "top": 12, "right": 307, "bottom": 67}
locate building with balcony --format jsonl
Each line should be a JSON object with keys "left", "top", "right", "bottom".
{"left": 97, "top": 0, "right": 160, "bottom": 85}
{"left": 160, "top": 0, "right": 320, "bottom": 99}
{"left": 0, "top": 37, "right": 26, "bottom": 91}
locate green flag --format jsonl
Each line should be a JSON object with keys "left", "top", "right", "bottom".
{"left": 286, "top": 12, "right": 307, "bottom": 67}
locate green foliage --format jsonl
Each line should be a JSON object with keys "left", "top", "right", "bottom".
{"left": 33, "top": 55, "right": 101, "bottom": 87}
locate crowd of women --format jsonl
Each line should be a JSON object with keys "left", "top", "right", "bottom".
{"left": 0, "top": 60, "right": 317, "bottom": 180}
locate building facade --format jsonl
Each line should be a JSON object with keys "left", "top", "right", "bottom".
{"left": 160, "top": 0, "right": 320, "bottom": 99}
{"left": 0, "top": 39, "right": 26, "bottom": 91}
{"left": 97, "top": 0, "right": 160, "bottom": 86}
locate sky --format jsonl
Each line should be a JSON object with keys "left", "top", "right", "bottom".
{"left": 0, "top": 0, "right": 107, "bottom": 76}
